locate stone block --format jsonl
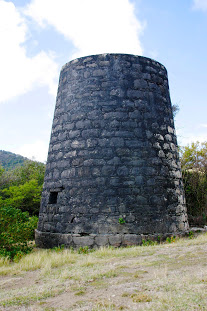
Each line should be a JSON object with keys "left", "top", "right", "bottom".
{"left": 61, "top": 169, "right": 76, "bottom": 178}
{"left": 122, "top": 234, "right": 142, "bottom": 246}
{"left": 68, "top": 130, "right": 80, "bottom": 139}
{"left": 136, "top": 196, "right": 148, "bottom": 205}
{"left": 72, "top": 236, "right": 94, "bottom": 246}
{"left": 109, "top": 234, "right": 122, "bottom": 246}
{"left": 71, "top": 140, "right": 85, "bottom": 149}
{"left": 95, "top": 235, "right": 109, "bottom": 246}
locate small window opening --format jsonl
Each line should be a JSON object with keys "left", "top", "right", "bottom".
{"left": 49, "top": 191, "right": 58, "bottom": 204}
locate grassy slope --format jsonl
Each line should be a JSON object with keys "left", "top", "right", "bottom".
{"left": 0, "top": 233, "right": 207, "bottom": 311}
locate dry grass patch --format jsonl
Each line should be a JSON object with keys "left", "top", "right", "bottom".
{"left": 0, "top": 248, "right": 78, "bottom": 276}
{"left": 0, "top": 283, "right": 65, "bottom": 307}
{"left": 130, "top": 292, "right": 152, "bottom": 303}
{"left": 0, "top": 233, "right": 207, "bottom": 310}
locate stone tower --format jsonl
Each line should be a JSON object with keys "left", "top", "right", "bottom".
{"left": 36, "top": 54, "right": 189, "bottom": 248}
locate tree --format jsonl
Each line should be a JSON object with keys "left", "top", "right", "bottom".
{"left": 0, "top": 160, "right": 45, "bottom": 216}
{"left": 0, "top": 180, "right": 42, "bottom": 216}
{"left": 180, "top": 142, "right": 207, "bottom": 226}
{"left": 181, "top": 141, "right": 207, "bottom": 171}
{"left": 0, "top": 165, "right": 4, "bottom": 177}
{"left": 0, "top": 160, "right": 45, "bottom": 189}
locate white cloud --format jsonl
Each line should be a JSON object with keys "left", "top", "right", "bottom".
{"left": 0, "top": 0, "right": 58, "bottom": 103}
{"left": 177, "top": 129, "right": 207, "bottom": 147}
{"left": 200, "top": 123, "right": 207, "bottom": 128}
{"left": 193, "top": 0, "right": 207, "bottom": 11}
{"left": 24, "top": 0, "right": 144, "bottom": 59}
{"left": 15, "top": 140, "right": 49, "bottom": 162}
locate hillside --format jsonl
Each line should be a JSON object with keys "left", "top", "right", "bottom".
{"left": 0, "top": 150, "right": 28, "bottom": 170}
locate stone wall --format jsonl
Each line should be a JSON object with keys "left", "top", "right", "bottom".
{"left": 36, "top": 53, "right": 189, "bottom": 248}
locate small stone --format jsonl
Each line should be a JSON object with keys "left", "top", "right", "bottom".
{"left": 158, "top": 150, "right": 165, "bottom": 158}
{"left": 71, "top": 140, "right": 85, "bottom": 149}
{"left": 165, "top": 134, "right": 172, "bottom": 142}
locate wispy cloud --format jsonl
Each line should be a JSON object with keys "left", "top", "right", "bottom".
{"left": 24, "top": 0, "right": 144, "bottom": 59}
{"left": 0, "top": 0, "right": 58, "bottom": 103}
{"left": 200, "top": 123, "right": 207, "bottom": 128}
{"left": 177, "top": 128, "right": 207, "bottom": 147}
{"left": 192, "top": 0, "right": 207, "bottom": 11}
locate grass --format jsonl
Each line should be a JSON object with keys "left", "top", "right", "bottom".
{"left": 0, "top": 285, "right": 65, "bottom": 307}
{"left": 0, "top": 233, "right": 207, "bottom": 310}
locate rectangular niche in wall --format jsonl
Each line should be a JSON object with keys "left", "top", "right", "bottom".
{"left": 48, "top": 191, "right": 58, "bottom": 204}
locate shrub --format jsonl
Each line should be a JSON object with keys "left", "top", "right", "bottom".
{"left": 0, "top": 206, "right": 38, "bottom": 260}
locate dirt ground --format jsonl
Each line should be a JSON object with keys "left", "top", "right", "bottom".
{"left": 1, "top": 234, "right": 207, "bottom": 311}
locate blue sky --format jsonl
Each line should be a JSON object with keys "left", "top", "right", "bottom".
{"left": 0, "top": 0, "right": 206, "bottom": 162}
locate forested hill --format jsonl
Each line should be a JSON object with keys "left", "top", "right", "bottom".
{"left": 0, "top": 150, "right": 28, "bottom": 170}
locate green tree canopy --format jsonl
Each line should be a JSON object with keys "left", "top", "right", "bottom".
{"left": 180, "top": 141, "right": 207, "bottom": 171}
{"left": 0, "top": 160, "right": 45, "bottom": 216}
{"left": 0, "top": 180, "right": 42, "bottom": 215}
{"left": 180, "top": 141, "right": 207, "bottom": 225}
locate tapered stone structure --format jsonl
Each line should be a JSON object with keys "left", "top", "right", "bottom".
{"left": 36, "top": 54, "right": 189, "bottom": 248}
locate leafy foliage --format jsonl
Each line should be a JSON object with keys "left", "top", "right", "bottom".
{"left": 0, "top": 165, "right": 4, "bottom": 177}
{"left": 118, "top": 217, "right": 125, "bottom": 224}
{"left": 180, "top": 142, "right": 207, "bottom": 226}
{"left": 166, "top": 236, "right": 177, "bottom": 243}
{"left": 0, "top": 160, "right": 45, "bottom": 216}
{"left": 181, "top": 141, "right": 207, "bottom": 171}
{"left": 0, "top": 180, "right": 42, "bottom": 215}
{"left": 0, "top": 159, "right": 45, "bottom": 190}
{"left": 0, "top": 206, "right": 38, "bottom": 260}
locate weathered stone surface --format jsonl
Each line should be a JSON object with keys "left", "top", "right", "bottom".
{"left": 72, "top": 236, "right": 94, "bottom": 246}
{"left": 95, "top": 235, "right": 109, "bottom": 246}
{"left": 36, "top": 53, "right": 189, "bottom": 249}
{"left": 109, "top": 234, "right": 122, "bottom": 246}
{"left": 122, "top": 234, "right": 142, "bottom": 246}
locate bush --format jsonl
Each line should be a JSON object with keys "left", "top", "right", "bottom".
{"left": 0, "top": 206, "right": 38, "bottom": 260}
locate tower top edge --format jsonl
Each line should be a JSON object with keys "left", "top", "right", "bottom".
{"left": 61, "top": 53, "right": 167, "bottom": 73}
